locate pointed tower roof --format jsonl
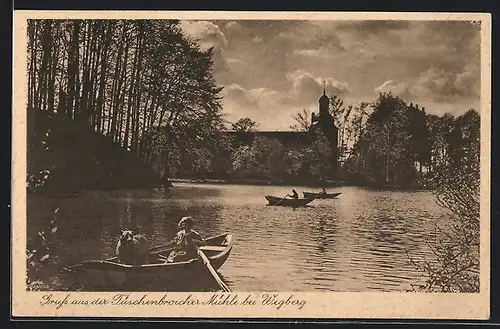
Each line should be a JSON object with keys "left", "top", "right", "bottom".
{"left": 319, "top": 80, "right": 329, "bottom": 103}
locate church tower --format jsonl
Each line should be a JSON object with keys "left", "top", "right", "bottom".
{"left": 319, "top": 81, "right": 330, "bottom": 115}
{"left": 311, "top": 81, "right": 339, "bottom": 178}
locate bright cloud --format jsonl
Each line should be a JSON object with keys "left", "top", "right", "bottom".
{"left": 221, "top": 70, "right": 351, "bottom": 130}
{"left": 285, "top": 70, "right": 351, "bottom": 105}
{"left": 374, "top": 64, "right": 480, "bottom": 105}
{"left": 181, "top": 19, "right": 481, "bottom": 129}
{"left": 180, "top": 20, "right": 228, "bottom": 50}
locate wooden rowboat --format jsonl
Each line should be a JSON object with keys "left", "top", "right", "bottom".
{"left": 67, "top": 233, "right": 234, "bottom": 291}
{"left": 303, "top": 191, "right": 342, "bottom": 199}
{"left": 265, "top": 195, "right": 315, "bottom": 207}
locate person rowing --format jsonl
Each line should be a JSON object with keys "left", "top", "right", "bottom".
{"left": 321, "top": 187, "right": 327, "bottom": 195}
{"left": 289, "top": 189, "right": 299, "bottom": 199}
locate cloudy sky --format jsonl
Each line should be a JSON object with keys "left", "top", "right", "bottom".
{"left": 180, "top": 20, "right": 481, "bottom": 131}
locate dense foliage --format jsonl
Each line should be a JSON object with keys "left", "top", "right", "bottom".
{"left": 26, "top": 208, "right": 59, "bottom": 291}
{"left": 27, "top": 19, "right": 226, "bottom": 192}
{"left": 407, "top": 109, "right": 480, "bottom": 292}
{"left": 221, "top": 93, "right": 479, "bottom": 191}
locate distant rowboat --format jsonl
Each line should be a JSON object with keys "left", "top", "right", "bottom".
{"left": 265, "top": 195, "right": 315, "bottom": 207}
{"left": 303, "top": 191, "right": 341, "bottom": 199}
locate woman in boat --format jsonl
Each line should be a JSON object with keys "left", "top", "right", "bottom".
{"left": 290, "top": 189, "right": 299, "bottom": 199}
{"left": 321, "top": 187, "right": 327, "bottom": 195}
{"left": 166, "top": 216, "right": 207, "bottom": 263}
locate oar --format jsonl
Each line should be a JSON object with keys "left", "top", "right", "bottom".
{"left": 196, "top": 245, "right": 230, "bottom": 292}
{"left": 149, "top": 242, "right": 174, "bottom": 253}
{"left": 61, "top": 240, "right": 179, "bottom": 273}
{"left": 149, "top": 233, "right": 217, "bottom": 254}
{"left": 62, "top": 243, "right": 172, "bottom": 273}
{"left": 275, "top": 194, "right": 289, "bottom": 206}
{"left": 61, "top": 255, "right": 118, "bottom": 273}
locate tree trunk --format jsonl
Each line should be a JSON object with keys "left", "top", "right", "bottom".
{"left": 37, "top": 20, "right": 53, "bottom": 111}
{"left": 66, "top": 20, "right": 81, "bottom": 120}
{"left": 124, "top": 24, "right": 143, "bottom": 149}
{"left": 87, "top": 21, "right": 100, "bottom": 127}
{"left": 47, "top": 22, "right": 60, "bottom": 113}
{"left": 115, "top": 28, "right": 130, "bottom": 145}
{"left": 95, "top": 22, "right": 112, "bottom": 133}
{"left": 109, "top": 23, "right": 126, "bottom": 139}
{"left": 79, "top": 20, "right": 94, "bottom": 124}
{"left": 27, "top": 21, "right": 37, "bottom": 110}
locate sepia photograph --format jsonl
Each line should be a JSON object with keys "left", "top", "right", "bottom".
{"left": 12, "top": 10, "right": 491, "bottom": 319}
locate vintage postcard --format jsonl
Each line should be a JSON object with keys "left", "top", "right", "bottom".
{"left": 11, "top": 10, "right": 491, "bottom": 319}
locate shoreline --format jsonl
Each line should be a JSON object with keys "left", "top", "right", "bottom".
{"left": 168, "top": 178, "right": 429, "bottom": 191}
{"left": 168, "top": 178, "right": 347, "bottom": 188}
{"left": 26, "top": 179, "right": 429, "bottom": 198}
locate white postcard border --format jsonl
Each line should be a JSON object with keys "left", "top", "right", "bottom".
{"left": 11, "top": 10, "right": 492, "bottom": 319}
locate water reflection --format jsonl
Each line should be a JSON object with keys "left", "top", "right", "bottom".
{"left": 27, "top": 184, "right": 450, "bottom": 292}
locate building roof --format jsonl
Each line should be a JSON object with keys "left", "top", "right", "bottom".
{"left": 319, "top": 81, "right": 329, "bottom": 103}
{"left": 224, "top": 130, "right": 312, "bottom": 147}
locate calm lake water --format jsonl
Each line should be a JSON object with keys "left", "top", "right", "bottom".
{"left": 27, "top": 183, "right": 451, "bottom": 292}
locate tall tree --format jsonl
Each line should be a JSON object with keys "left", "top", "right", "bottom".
{"left": 27, "top": 18, "right": 228, "bottom": 189}
{"left": 231, "top": 117, "right": 258, "bottom": 132}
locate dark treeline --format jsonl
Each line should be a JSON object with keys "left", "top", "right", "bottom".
{"left": 27, "top": 19, "right": 227, "bottom": 193}
{"left": 224, "top": 126, "right": 334, "bottom": 186}
{"left": 343, "top": 93, "right": 480, "bottom": 189}
{"left": 217, "top": 93, "right": 480, "bottom": 189}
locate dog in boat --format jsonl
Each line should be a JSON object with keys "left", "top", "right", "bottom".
{"left": 116, "top": 229, "right": 149, "bottom": 265}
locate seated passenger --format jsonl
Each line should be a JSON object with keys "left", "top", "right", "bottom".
{"left": 166, "top": 216, "right": 207, "bottom": 263}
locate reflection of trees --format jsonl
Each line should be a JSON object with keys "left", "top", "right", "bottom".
{"left": 315, "top": 216, "right": 329, "bottom": 253}
{"left": 355, "top": 196, "right": 414, "bottom": 249}
{"left": 177, "top": 204, "right": 224, "bottom": 237}
{"left": 140, "top": 186, "right": 224, "bottom": 245}
{"left": 118, "top": 192, "right": 133, "bottom": 230}
{"left": 300, "top": 211, "right": 338, "bottom": 260}
{"left": 365, "top": 215, "right": 402, "bottom": 246}
{"left": 27, "top": 194, "right": 113, "bottom": 267}
{"left": 353, "top": 195, "right": 440, "bottom": 278}
{"left": 299, "top": 212, "right": 340, "bottom": 290}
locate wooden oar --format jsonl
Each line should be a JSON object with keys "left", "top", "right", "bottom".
{"left": 149, "top": 233, "right": 216, "bottom": 253}
{"left": 275, "top": 194, "right": 289, "bottom": 206}
{"left": 62, "top": 243, "right": 171, "bottom": 273}
{"left": 61, "top": 255, "right": 118, "bottom": 273}
{"left": 196, "top": 246, "right": 230, "bottom": 292}
{"left": 149, "top": 242, "right": 174, "bottom": 253}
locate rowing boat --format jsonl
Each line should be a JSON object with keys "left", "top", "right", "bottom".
{"left": 265, "top": 195, "right": 315, "bottom": 207}
{"left": 66, "top": 233, "right": 234, "bottom": 291}
{"left": 303, "top": 191, "right": 342, "bottom": 199}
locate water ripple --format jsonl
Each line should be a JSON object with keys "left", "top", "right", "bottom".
{"left": 28, "top": 184, "right": 449, "bottom": 292}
